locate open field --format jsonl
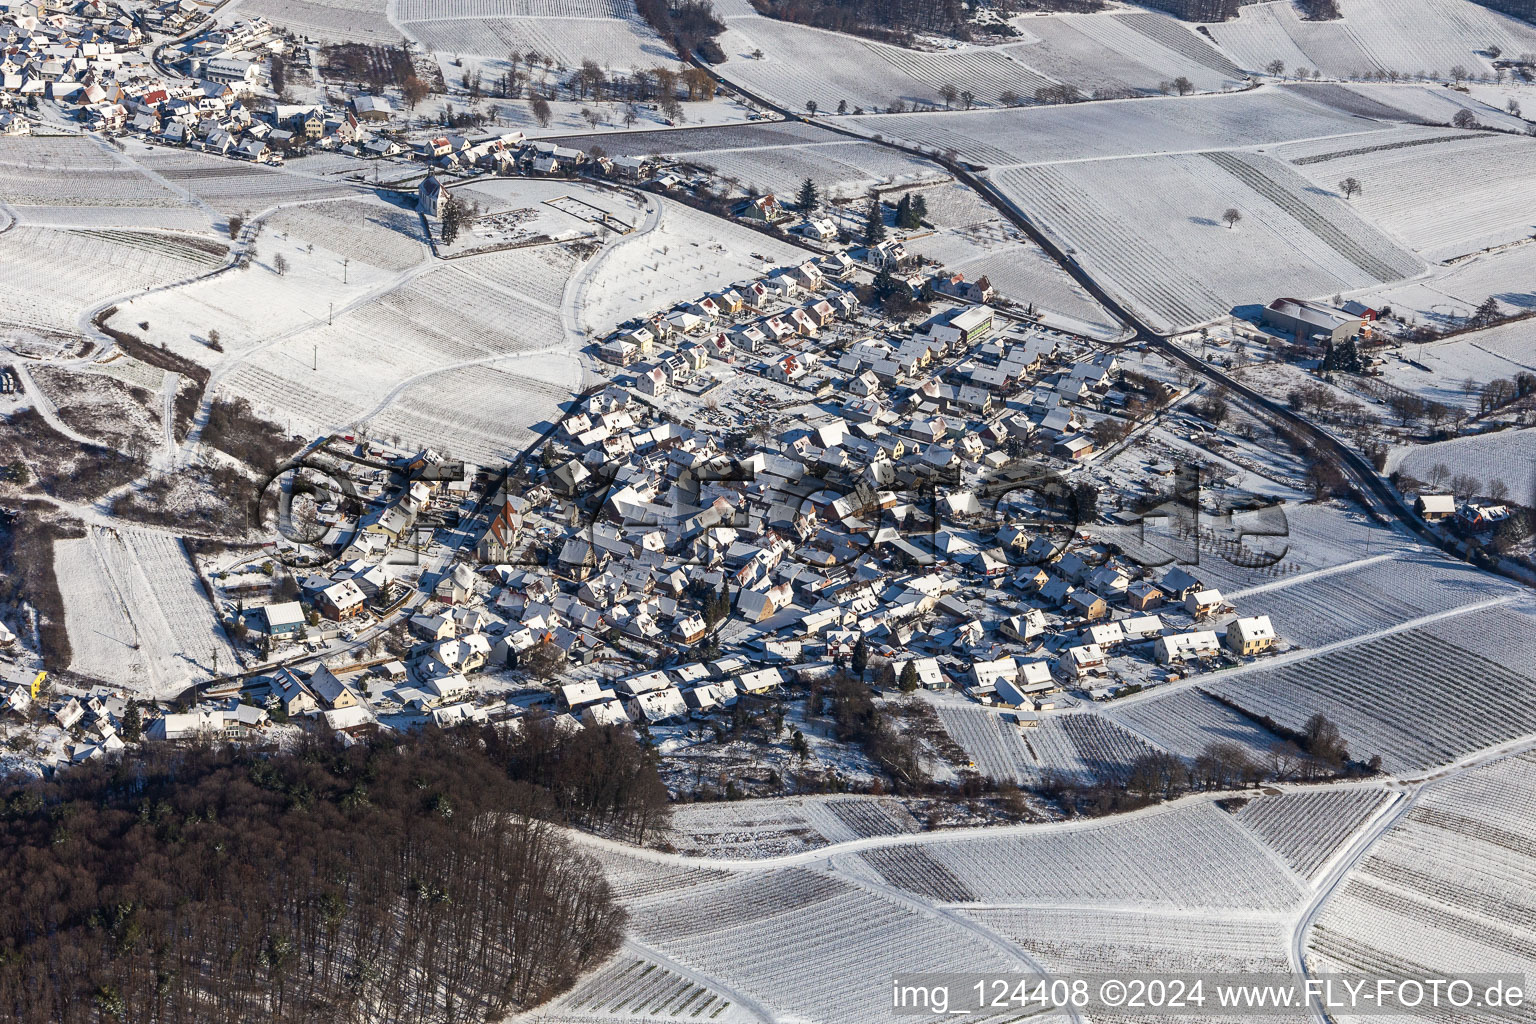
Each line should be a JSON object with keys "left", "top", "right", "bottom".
{"left": 263, "top": 197, "right": 429, "bottom": 272}
{"left": 0, "top": 135, "right": 194, "bottom": 211}
{"left": 1307, "top": 751, "right": 1536, "bottom": 999}
{"left": 662, "top": 796, "right": 919, "bottom": 858}
{"left": 1285, "top": 131, "right": 1536, "bottom": 261}
{"left": 712, "top": 17, "right": 1056, "bottom": 113}
{"left": 603, "top": 861, "right": 1030, "bottom": 1024}
{"left": 133, "top": 149, "right": 357, "bottom": 215}
{"left": 52, "top": 527, "right": 237, "bottom": 695}
{"left": 990, "top": 150, "right": 1421, "bottom": 332}
{"left": 1207, "top": 0, "right": 1536, "bottom": 80}
{"left": 1233, "top": 788, "right": 1393, "bottom": 879}
{"left": 397, "top": 0, "right": 672, "bottom": 67}
{"left": 1211, "top": 603, "right": 1536, "bottom": 773}
{"left": 240, "top": 0, "right": 396, "bottom": 41}
{"left": 709, "top": 8, "right": 1243, "bottom": 112}
{"left": 1004, "top": 11, "right": 1245, "bottom": 97}
{"left": 966, "top": 905, "right": 1295, "bottom": 974}
{"left": 856, "top": 800, "right": 1308, "bottom": 909}
{"left": 851, "top": 87, "right": 1388, "bottom": 168}
{"left": 575, "top": 195, "right": 806, "bottom": 335}
{"left": 1372, "top": 319, "right": 1536, "bottom": 412}
{"left": 1232, "top": 550, "right": 1512, "bottom": 648}
{"left": 1389, "top": 427, "right": 1536, "bottom": 506}
{"left": 0, "top": 226, "right": 226, "bottom": 337}
{"left": 1107, "top": 688, "right": 1285, "bottom": 765}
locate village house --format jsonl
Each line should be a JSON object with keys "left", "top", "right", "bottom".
{"left": 1225, "top": 615, "right": 1276, "bottom": 656}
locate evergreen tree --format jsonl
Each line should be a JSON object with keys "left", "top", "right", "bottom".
{"left": 898, "top": 661, "right": 919, "bottom": 693}
{"left": 912, "top": 193, "right": 927, "bottom": 220}
{"left": 863, "top": 198, "right": 886, "bottom": 244}
{"left": 120, "top": 701, "right": 142, "bottom": 743}
{"left": 795, "top": 177, "right": 819, "bottom": 212}
{"left": 851, "top": 637, "right": 869, "bottom": 680}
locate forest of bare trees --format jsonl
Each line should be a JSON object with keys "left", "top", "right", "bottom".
{"left": 0, "top": 723, "right": 664, "bottom": 1024}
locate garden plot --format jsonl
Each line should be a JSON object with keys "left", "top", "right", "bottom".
{"left": 1307, "top": 752, "right": 1536, "bottom": 995}
{"left": 852, "top": 88, "right": 1386, "bottom": 169}
{"left": 711, "top": 17, "right": 1054, "bottom": 113}
{"left": 1290, "top": 132, "right": 1536, "bottom": 261}
{"left": 663, "top": 796, "right": 919, "bottom": 858}
{"left": 53, "top": 527, "right": 237, "bottom": 696}
{"left": 0, "top": 226, "right": 221, "bottom": 337}
{"left": 241, "top": 0, "right": 395, "bottom": 41}
{"left": 1232, "top": 788, "right": 1393, "bottom": 879}
{"left": 1209, "top": 0, "right": 1536, "bottom": 80}
{"left": 1234, "top": 550, "right": 1515, "bottom": 648}
{"left": 445, "top": 178, "right": 639, "bottom": 252}
{"left": 1107, "top": 688, "right": 1284, "bottom": 764}
{"left": 858, "top": 800, "right": 1308, "bottom": 910}
{"left": 619, "top": 867, "right": 1031, "bottom": 1024}
{"left": 991, "top": 150, "right": 1421, "bottom": 332}
{"left": 1210, "top": 604, "right": 1536, "bottom": 773}
{"left": 575, "top": 196, "right": 805, "bottom": 336}
{"left": 965, "top": 906, "right": 1294, "bottom": 974}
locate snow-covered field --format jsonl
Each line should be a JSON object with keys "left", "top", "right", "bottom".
{"left": 966, "top": 905, "right": 1296, "bottom": 975}
{"left": 1107, "top": 687, "right": 1285, "bottom": 765}
{"left": 0, "top": 226, "right": 225, "bottom": 336}
{"left": 240, "top": 0, "right": 397, "bottom": 42}
{"left": 53, "top": 527, "right": 237, "bottom": 695}
{"left": 574, "top": 194, "right": 806, "bottom": 336}
{"left": 663, "top": 796, "right": 919, "bottom": 858}
{"left": 1285, "top": 130, "right": 1536, "bottom": 261}
{"left": 858, "top": 799, "right": 1307, "bottom": 909}
{"left": 396, "top": 0, "right": 672, "bottom": 68}
{"left": 1211, "top": 602, "right": 1536, "bottom": 773}
{"left": 1373, "top": 319, "right": 1536, "bottom": 411}
{"left": 1307, "top": 751, "right": 1536, "bottom": 1001}
{"left": 1207, "top": 0, "right": 1536, "bottom": 80}
{"left": 133, "top": 148, "right": 357, "bottom": 215}
{"left": 1390, "top": 427, "right": 1536, "bottom": 505}
{"left": 707, "top": 8, "right": 1243, "bottom": 113}
{"left": 851, "top": 87, "right": 1387, "bottom": 168}
{"left": 1233, "top": 787, "right": 1393, "bottom": 879}
{"left": 1231, "top": 550, "right": 1512, "bottom": 649}
{"left": 991, "top": 150, "right": 1422, "bottom": 332}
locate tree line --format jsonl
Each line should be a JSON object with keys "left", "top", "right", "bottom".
{"left": 0, "top": 721, "right": 669, "bottom": 1023}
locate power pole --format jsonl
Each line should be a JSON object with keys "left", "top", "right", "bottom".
{"left": 312, "top": 344, "right": 317, "bottom": 371}
{"left": 328, "top": 301, "right": 332, "bottom": 325}
{"left": 343, "top": 257, "right": 349, "bottom": 284}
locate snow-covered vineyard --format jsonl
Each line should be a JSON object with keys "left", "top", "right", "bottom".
{"left": 5, "top": 0, "right": 1536, "bottom": 1017}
